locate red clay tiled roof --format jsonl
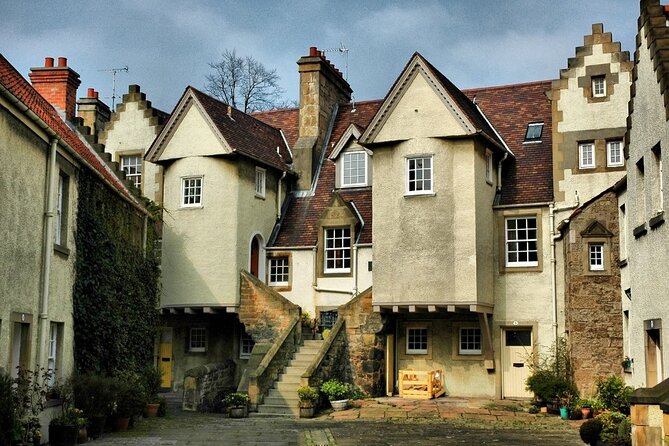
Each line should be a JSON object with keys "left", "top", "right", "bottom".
{"left": 265, "top": 101, "right": 381, "bottom": 247}
{"left": 252, "top": 108, "right": 299, "bottom": 148}
{"left": 190, "top": 88, "right": 292, "bottom": 170}
{"left": 463, "top": 81, "right": 554, "bottom": 205}
{"left": 0, "top": 53, "right": 135, "bottom": 203}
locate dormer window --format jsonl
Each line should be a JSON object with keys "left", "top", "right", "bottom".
{"left": 592, "top": 76, "right": 606, "bottom": 98}
{"left": 342, "top": 152, "right": 367, "bottom": 187}
{"left": 524, "top": 122, "right": 543, "bottom": 142}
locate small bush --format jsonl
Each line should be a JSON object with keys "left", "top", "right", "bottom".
{"left": 597, "top": 412, "right": 631, "bottom": 445}
{"left": 320, "top": 379, "right": 349, "bottom": 401}
{"left": 595, "top": 376, "right": 633, "bottom": 411}
{"left": 579, "top": 418, "right": 603, "bottom": 446}
{"left": 528, "top": 405, "right": 539, "bottom": 414}
{"left": 223, "top": 392, "right": 249, "bottom": 408}
{"left": 297, "top": 386, "right": 319, "bottom": 404}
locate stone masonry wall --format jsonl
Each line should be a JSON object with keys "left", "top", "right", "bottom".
{"left": 564, "top": 190, "right": 623, "bottom": 395}
{"left": 239, "top": 270, "right": 300, "bottom": 343}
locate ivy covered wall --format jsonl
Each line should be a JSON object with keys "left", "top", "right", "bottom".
{"left": 73, "top": 169, "right": 160, "bottom": 374}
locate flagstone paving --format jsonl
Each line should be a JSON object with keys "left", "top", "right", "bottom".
{"left": 86, "top": 396, "right": 584, "bottom": 445}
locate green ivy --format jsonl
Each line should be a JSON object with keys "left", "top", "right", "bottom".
{"left": 73, "top": 169, "right": 160, "bottom": 375}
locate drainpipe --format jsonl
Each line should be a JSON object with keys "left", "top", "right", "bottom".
{"left": 497, "top": 152, "right": 508, "bottom": 192}
{"left": 276, "top": 171, "right": 287, "bottom": 220}
{"left": 549, "top": 191, "right": 580, "bottom": 347}
{"left": 37, "top": 137, "right": 58, "bottom": 370}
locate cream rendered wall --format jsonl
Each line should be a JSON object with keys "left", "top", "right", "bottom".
{"left": 556, "top": 44, "right": 630, "bottom": 205}
{"left": 626, "top": 31, "right": 669, "bottom": 389}
{"left": 373, "top": 137, "right": 481, "bottom": 306}
{"left": 161, "top": 156, "right": 240, "bottom": 307}
{"left": 474, "top": 142, "right": 497, "bottom": 308}
{"left": 101, "top": 101, "right": 162, "bottom": 202}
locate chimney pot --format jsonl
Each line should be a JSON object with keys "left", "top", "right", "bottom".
{"left": 45, "top": 57, "right": 54, "bottom": 68}
{"left": 309, "top": 47, "right": 318, "bottom": 57}
{"left": 87, "top": 88, "right": 95, "bottom": 98}
{"left": 94, "top": 91, "right": 99, "bottom": 99}
{"left": 57, "top": 57, "right": 67, "bottom": 67}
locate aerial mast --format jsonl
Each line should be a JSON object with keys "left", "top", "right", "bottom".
{"left": 98, "top": 65, "right": 129, "bottom": 109}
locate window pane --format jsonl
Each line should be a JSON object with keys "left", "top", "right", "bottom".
{"left": 121, "top": 155, "right": 142, "bottom": 188}
{"left": 506, "top": 217, "right": 538, "bottom": 267}
{"left": 407, "top": 156, "right": 433, "bottom": 193}
{"left": 407, "top": 328, "right": 428, "bottom": 354}
{"left": 459, "top": 328, "right": 481, "bottom": 354}
{"left": 505, "top": 330, "right": 531, "bottom": 346}
{"left": 342, "top": 152, "right": 367, "bottom": 186}
{"left": 324, "top": 227, "right": 351, "bottom": 273}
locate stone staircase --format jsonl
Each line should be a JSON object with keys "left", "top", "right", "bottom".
{"left": 253, "top": 339, "right": 323, "bottom": 417}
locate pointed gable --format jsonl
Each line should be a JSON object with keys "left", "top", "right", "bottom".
{"left": 360, "top": 53, "right": 506, "bottom": 153}
{"left": 581, "top": 220, "right": 614, "bottom": 238}
{"left": 147, "top": 87, "right": 291, "bottom": 171}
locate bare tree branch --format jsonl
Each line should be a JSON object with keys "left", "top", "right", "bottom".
{"left": 204, "top": 49, "right": 286, "bottom": 113}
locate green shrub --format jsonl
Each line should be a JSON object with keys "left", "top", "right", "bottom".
{"left": 72, "top": 374, "right": 116, "bottom": 417}
{"left": 320, "top": 379, "right": 349, "bottom": 401}
{"left": 297, "top": 386, "right": 319, "bottom": 404}
{"left": 595, "top": 376, "right": 633, "bottom": 411}
{"left": 526, "top": 337, "right": 578, "bottom": 403}
{"left": 597, "top": 412, "right": 631, "bottom": 445}
{"left": 223, "top": 392, "right": 249, "bottom": 408}
{"left": 579, "top": 418, "right": 603, "bottom": 446}
{"left": 0, "top": 371, "right": 16, "bottom": 446}
{"left": 142, "top": 367, "right": 163, "bottom": 403}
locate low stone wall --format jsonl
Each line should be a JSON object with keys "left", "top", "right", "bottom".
{"left": 629, "top": 378, "right": 669, "bottom": 445}
{"left": 182, "top": 360, "right": 236, "bottom": 412}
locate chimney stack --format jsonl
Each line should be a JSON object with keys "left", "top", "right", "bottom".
{"left": 294, "top": 46, "right": 352, "bottom": 191}
{"left": 29, "top": 57, "right": 81, "bottom": 122}
{"left": 77, "top": 87, "right": 111, "bottom": 139}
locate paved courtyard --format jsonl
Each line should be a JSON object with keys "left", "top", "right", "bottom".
{"left": 85, "top": 397, "right": 584, "bottom": 446}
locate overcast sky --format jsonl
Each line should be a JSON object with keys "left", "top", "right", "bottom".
{"left": 2, "top": 0, "right": 637, "bottom": 113}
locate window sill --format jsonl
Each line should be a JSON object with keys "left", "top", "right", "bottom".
{"left": 54, "top": 244, "right": 70, "bottom": 257}
{"left": 404, "top": 192, "right": 436, "bottom": 198}
{"left": 255, "top": 194, "right": 266, "bottom": 200}
{"left": 269, "top": 284, "right": 292, "bottom": 292}
{"left": 649, "top": 211, "right": 665, "bottom": 229}
{"left": 522, "top": 140, "right": 542, "bottom": 145}
{"left": 180, "top": 205, "right": 204, "bottom": 210}
{"left": 633, "top": 223, "right": 647, "bottom": 238}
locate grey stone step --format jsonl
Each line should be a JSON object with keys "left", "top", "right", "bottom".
{"left": 257, "top": 404, "right": 299, "bottom": 416}
{"left": 278, "top": 374, "right": 301, "bottom": 384}
{"left": 274, "top": 381, "right": 302, "bottom": 392}
{"left": 263, "top": 395, "right": 299, "bottom": 406}
{"left": 249, "top": 411, "right": 295, "bottom": 418}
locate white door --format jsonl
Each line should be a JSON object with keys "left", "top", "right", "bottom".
{"left": 502, "top": 328, "right": 533, "bottom": 398}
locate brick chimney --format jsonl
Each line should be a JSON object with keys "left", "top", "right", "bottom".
{"left": 294, "top": 47, "right": 352, "bottom": 190}
{"left": 77, "top": 87, "right": 111, "bottom": 138}
{"left": 29, "top": 57, "right": 81, "bottom": 122}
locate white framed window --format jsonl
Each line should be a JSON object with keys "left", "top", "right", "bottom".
{"left": 324, "top": 227, "right": 351, "bottom": 273}
{"left": 255, "top": 167, "right": 266, "bottom": 198}
{"left": 505, "top": 217, "right": 538, "bottom": 267}
{"left": 182, "top": 176, "right": 203, "bottom": 207}
{"left": 607, "top": 141, "right": 624, "bottom": 167}
{"left": 268, "top": 256, "right": 289, "bottom": 286}
{"left": 524, "top": 122, "right": 543, "bottom": 142}
{"left": 342, "top": 152, "right": 367, "bottom": 187}
{"left": 459, "top": 327, "right": 482, "bottom": 355}
{"left": 121, "top": 155, "right": 142, "bottom": 188}
{"left": 189, "top": 327, "right": 206, "bottom": 352}
{"left": 579, "top": 143, "right": 595, "bottom": 169}
{"left": 55, "top": 173, "right": 69, "bottom": 247}
{"left": 47, "top": 322, "right": 60, "bottom": 386}
{"left": 406, "top": 156, "right": 433, "bottom": 195}
{"left": 406, "top": 327, "right": 428, "bottom": 354}
{"left": 485, "top": 149, "right": 493, "bottom": 184}
{"left": 240, "top": 331, "right": 255, "bottom": 359}
{"left": 589, "top": 243, "right": 604, "bottom": 271}
{"left": 592, "top": 76, "right": 606, "bottom": 98}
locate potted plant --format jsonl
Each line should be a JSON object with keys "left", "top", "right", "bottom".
{"left": 72, "top": 374, "right": 115, "bottom": 439}
{"left": 578, "top": 398, "right": 593, "bottom": 419}
{"left": 558, "top": 390, "right": 575, "bottom": 420}
{"left": 297, "top": 386, "right": 319, "bottom": 418}
{"left": 320, "top": 379, "right": 349, "bottom": 411}
{"left": 621, "top": 356, "right": 633, "bottom": 373}
{"left": 224, "top": 392, "right": 249, "bottom": 418}
{"left": 142, "top": 367, "right": 163, "bottom": 417}
{"left": 49, "top": 407, "right": 85, "bottom": 446}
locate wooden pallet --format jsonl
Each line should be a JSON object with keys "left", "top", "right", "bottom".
{"left": 398, "top": 369, "right": 445, "bottom": 399}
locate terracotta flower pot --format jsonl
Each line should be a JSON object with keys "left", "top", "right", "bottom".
{"left": 581, "top": 407, "right": 591, "bottom": 419}
{"left": 146, "top": 403, "right": 160, "bottom": 417}
{"left": 115, "top": 416, "right": 130, "bottom": 432}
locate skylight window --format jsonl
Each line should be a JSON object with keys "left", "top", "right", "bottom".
{"left": 524, "top": 123, "right": 543, "bottom": 142}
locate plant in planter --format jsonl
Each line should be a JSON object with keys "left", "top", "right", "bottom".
{"left": 49, "top": 407, "right": 86, "bottom": 446}
{"left": 9, "top": 367, "right": 51, "bottom": 446}
{"left": 525, "top": 337, "right": 578, "bottom": 413}
{"left": 621, "top": 356, "right": 633, "bottom": 373}
{"left": 297, "top": 386, "right": 319, "bottom": 418}
{"left": 223, "top": 392, "right": 249, "bottom": 418}
{"left": 320, "top": 379, "right": 349, "bottom": 411}
{"left": 113, "top": 374, "right": 147, "bottom": 431}
{"left": 594, "top": 375, "right": 633, "bottom": 413}
{"left": 142, "top": 367, "right": 163, "bottom": 417}
{"left": 558, "top": 391, "right": 575, "bottom": 420}
{"left": 577, "top": 398, "right": 594, "bottom": 419}
{"left": 72, "top": 374, "right": 115, "bottom": 439}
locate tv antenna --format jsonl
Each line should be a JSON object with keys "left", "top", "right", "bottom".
{"left": 322, "top": 43, "right": 349, "bottom": 80}
{"left": 98, "top": 65, "right": 128, "bottom": 109}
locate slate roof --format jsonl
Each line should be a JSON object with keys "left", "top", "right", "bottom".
{"left": 252, "top": 107, "right": 299, "bottom": 148}
{"left": 463, "top": 81, "right": 554, "bottom": 205}
{"left": 0, "top": 53, "right": 136, "bottom": 204}
{"left": 258, "top": 100, "right": 382, "bottom": 247}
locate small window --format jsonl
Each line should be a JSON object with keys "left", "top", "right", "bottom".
{"left": 592, "top": 76, "right": 606, "bottom": 98}
{"left": 406, "top": 156, "right": 433, "bottom": 195}
{"left": 240, "top": 331, "right": 254, "bottom": 359}
{"left": 579, "top": 143, "right": 595, "bottom": 169}
{"left": 342, "top": 152, "right": 367, "bottom": 187}
{"left": 607, "top": 141, "right": 624, "bottom": 167}
{"left": 505, "top": 217, "right": 538, "bottom": 267}
{"left": 524, "top": 123, "right": 543, "bottom": 142}
{"left": 255, "top": 167, "right": 266, "bottom": 198}
{"left": 324, "top": 227, "right": 351, "bottom": 273}
{"left": 589, "top": 243, "right": 604, "bottom": 271}
{"left": 268, "top": 256, "right": 289, "bottom": 286}
{"left": 485, "top": 149, "right": 493, "bottom": 184}
{"left": 121, "top": 155, "right": 142, "bottom": 188}
{"left": 55, "top": 172, "right": 69, "bottom": 247}
{"left": 189, "top": 327, "right": 206, "bottom": 352}
{"left": 182, "top": 176, "right": 203, "bottom": 207}
{"left": 406, "top": 327, "right": 428, "bottom": 354}
{"left": 47, "top": 322, "right": 62, "bottom": 386}
{"left": 459, "top": 327, "right": 482, "bottom": 355}
{"left": 319, "top": 310, "right": 338, "bottom": 330}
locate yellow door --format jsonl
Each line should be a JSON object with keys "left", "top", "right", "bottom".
{"left": 159, "top": 328, "right": 173, "bottom": 389}
{"left": 502, "top": 329, "right": 533, "bottom": 399}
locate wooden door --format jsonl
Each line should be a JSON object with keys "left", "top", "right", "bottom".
{"left": 250, "top": 237, "right": 259, "bottom": 277}
{"left": 502, "top": 328, "right": 533, "bottom": 398}
{"left": 646, "top": 329, "right": 662, "bottom": 387}
{"left": 159, "top": 328, "right": 173, "bottom": 389}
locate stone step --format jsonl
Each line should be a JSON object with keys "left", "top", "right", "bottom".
{"left": 257, "top": 404, "right": 299, "bottom": 416}
{"left": 288, "top": 359, "right": 312, "bottom": 367}
{"left": 263, "top": 395, "right": 299, "bottom": 406}
{"left": 274, "top": 381, "right": 302, "bottom": 392}
{"left": 278, "top": 374, "right": 301, "bottom": 384}
{"left": 267, "top": 387, "right": 299, "bottom": 399}
{"left": 249, "top": 411, "right": 295, "bottom": 418}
